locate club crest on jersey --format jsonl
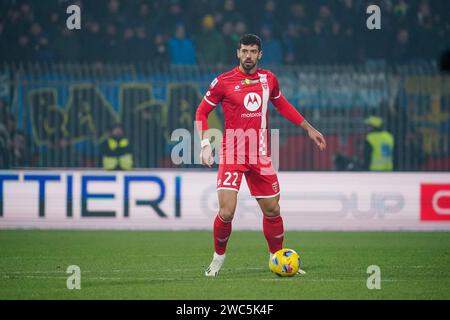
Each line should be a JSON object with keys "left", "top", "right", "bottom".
{"left": 258, "top": 73, "right": 269, "bottom": 90}
{"left": 243, "top": 92, "right": 262, "bottom": 111}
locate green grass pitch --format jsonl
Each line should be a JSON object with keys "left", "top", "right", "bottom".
{"left": 0, "top": 230, "right": 449, "bottom": 299}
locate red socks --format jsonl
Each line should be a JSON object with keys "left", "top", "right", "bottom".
{"left": 213, "top": 213, "right": 283, "bottom": 255}
{"left": 263, "top": 214, "right": 284, "bottom": 253}
{"left": 214, "top": 214, "right": 232, "bottom": 255}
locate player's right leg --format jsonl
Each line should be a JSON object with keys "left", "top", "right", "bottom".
{"left": 205, "top": 189, "right": 238, "bottom": 277}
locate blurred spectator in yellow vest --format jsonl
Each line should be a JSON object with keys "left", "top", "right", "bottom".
{"left": 101, "top": 123, "right": 133, "bottom": 170}
{"left": 363, "top": 116, "right": 394, "bottom": 171}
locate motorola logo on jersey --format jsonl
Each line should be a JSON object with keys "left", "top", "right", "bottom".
{"left": 243, "top": 92, "right": 261, "bottom": 112}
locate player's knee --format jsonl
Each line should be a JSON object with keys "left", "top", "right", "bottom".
{"left": 264, "top": 203, "right": 280, "bottom": 217}
{"left": 219, "top": 207, "right": 235, "bottom": 222}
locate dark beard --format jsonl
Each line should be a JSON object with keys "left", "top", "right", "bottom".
{"left": 241, "top": 60, "right": 256, "bottom": 71}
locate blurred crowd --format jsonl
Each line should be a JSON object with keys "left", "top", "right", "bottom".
{"left": 0, "top": 0, "right": 449, "bottom": 65}
{"left": 0, "top": 100, "right": 30, "bottom": 168}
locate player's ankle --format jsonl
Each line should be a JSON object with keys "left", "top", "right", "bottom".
{"left": 214, "top": 252, "right": 226, "bottom": 260}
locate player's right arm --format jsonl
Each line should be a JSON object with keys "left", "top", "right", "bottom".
{"left": 196, "top": 77, "right": 223, "bottom": 167}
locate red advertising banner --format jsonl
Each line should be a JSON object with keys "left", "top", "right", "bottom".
{"left": 421, "top": 184, "right": 450, "bottom": 221}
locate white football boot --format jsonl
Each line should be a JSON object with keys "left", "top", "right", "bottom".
{"left": 297, "top": 268, "right": 306, "bottom": 275}
{"left": 205, "top": 252, "right": 225, "bottom": 277}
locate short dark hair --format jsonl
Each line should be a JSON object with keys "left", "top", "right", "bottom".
{"left": 238, "top": 34, "right": 262, "bottom": 51}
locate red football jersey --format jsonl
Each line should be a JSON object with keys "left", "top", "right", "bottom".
{"left": 203, "top": 67, "right": 282, "bottom": 163}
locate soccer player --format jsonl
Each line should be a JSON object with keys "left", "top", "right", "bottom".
{"left": 196, "top": 34, "right": 326, "bottom": 277}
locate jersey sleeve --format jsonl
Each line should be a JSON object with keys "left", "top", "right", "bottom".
{"left": 203, "top": 77, "right": 224, "bottom": 106}
{"left": 269, "top": 72, "right": 305, "bottom": 126}
{"left": 270, "top": 73, "right": 282, "bottom": 100}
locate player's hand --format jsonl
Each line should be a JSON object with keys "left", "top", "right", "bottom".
{"left": 200, "top": 145, "right": 214, "bottom": 168}
{"left": 307, "top": 128, "right": 326, "bottom": 151}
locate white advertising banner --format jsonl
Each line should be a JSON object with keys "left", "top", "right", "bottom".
{"left": 0, "top": 170, "right": 449, "bottom": 230}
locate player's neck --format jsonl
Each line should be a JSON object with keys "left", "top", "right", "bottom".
{"left": 238, "top": 65, "right": 258, "bottom": 75}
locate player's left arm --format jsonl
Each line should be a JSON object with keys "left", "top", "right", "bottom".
{"left": 270, "top": 74, "right": 326, "bottom": 151}
{"left": 299, "top": 119, "right": 327, "bottom": 151}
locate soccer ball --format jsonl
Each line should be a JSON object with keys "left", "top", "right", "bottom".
{"left": 269, "top": 248, "right": 301, "bottom": 277}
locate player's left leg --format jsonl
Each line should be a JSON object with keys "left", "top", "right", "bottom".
{"left": 245, "top": 167, "right": 283, "bottom": 255}
{"left": 256, "top": 192, "right": 306, "bottom": 275}
{"left": 257, "top": 195, "right": 284, "bottom": 255}
{"left": 246, "top": 162, "right": 306, "bottom": 274}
